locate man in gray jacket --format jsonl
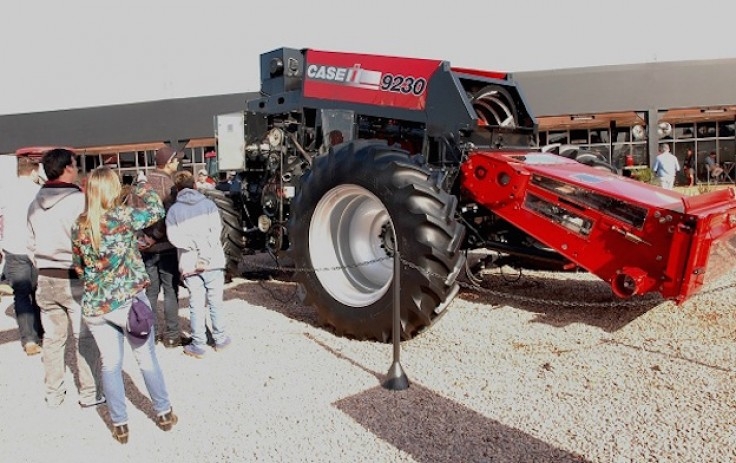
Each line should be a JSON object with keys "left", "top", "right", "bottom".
{"left": 166, "top": 171, "right": 231, "bottom": 359}
{"left": 27, "top": 148, "right": 103, "bottom": 408}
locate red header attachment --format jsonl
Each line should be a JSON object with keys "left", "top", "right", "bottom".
{"left": 460, "top": 151, "right": 736, "bottom": 304}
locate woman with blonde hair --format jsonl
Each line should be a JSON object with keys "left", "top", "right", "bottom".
{"left": 71, "top": 167, "right": 177, "bottom": 444}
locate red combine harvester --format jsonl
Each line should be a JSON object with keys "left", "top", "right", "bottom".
{"left": 208, "top": 47, "right": 736, "bottom": 341}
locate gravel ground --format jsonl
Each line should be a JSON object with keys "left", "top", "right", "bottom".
{"left": 0, "top": 259, "right": 734, "bottom": 463}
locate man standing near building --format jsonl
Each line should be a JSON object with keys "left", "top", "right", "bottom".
{"left": 1, "top": 157, "right": 44, "bottom": 355}
{"left": 195, "top": 169, "right": 215, "bottom": 190}
{"left": 683, "top": 148, "right": 696, "bottom": 187}
{"left": 135, "top": 145, "right": 190, "bottom": 348}
{"left": 705, "top": 151, "right": 724, "bottom": 182}
{"left": 27, "top": 148, "right": 103, "bottom": 408}
{"left": 652, "top": 143, "right": 680, "bottom": 190}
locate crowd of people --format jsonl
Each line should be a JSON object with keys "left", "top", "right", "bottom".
{"left": 0, "top": 146, "right": 231, "bottom": 444}
{"left": 653, "top": 144, "right": 732, "bottom": 189}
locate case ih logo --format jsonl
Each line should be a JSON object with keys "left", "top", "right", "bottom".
{"left": 303, "top": 49, "right": 441, "bottom": 110}
{"left": 306, "top": 64, "right": 382, "bottom": 90}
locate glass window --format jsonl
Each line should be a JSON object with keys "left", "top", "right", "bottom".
{"left": 612, "top": 144, "right": 629, "bottom": 168}
{"left": 718, "top": 120, "right": 735, "bottom": 138}
{"left": 614, "top": 127, "right": 630, "bottom": 143}
{"left": 586, "top": 144, "right": 611, "bottom": 164}
{"left": 720, "top": 139, "right": 735, "bottom": 162}
{"left": 720, "top": 139, "right": 736, "bottom": 182}
{"left": 145, "top": 151, "right": 157, "bottom": 168}
{"left": 674, "top": 123, "right": 695, "bottom": 139}
{"left": 697, "top": 122, "right": 717, "bottom": 138}
{"left": 614, "top": 143, "right": 648, "bottom": 167}
{"left": 674, "top": 141, "right": 695, "bottom": 173}
{"left": 570, "top": 129, "right": 588, "bottom": 145}
{"left": 190, "top": 147, "right": 204, "bottom": 164}
{"left": 101, "top": 153, "right": 118, "bottom": 167}
{"left": 182, "top": 148, "right": 195, "bottom": 166}
{"left": 631, "top": 143, "right": 651, "bottom": 166}
{"left": 538, "top": 131, "right": 548, "bottom": 146}
{"left": 547, "top": 131, "right": 568, "bottom": 145}
{"left": 697, "top": 140, "right": 717, "bottom": 173}
{"left": 119, "top": 152, "right": 136, "bottom": 169}
{"left": 631, "top": 144, "right": 648, "bottom": 166}
{"left": 81, "top": 154, "right": 101, "bottom": 173}
{"left": 674, "top": 141, "right": 695, "bottom": 158}
{"left": 589, "top": 128, "right": 609, "bottom": 144}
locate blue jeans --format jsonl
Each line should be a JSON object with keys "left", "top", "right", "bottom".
{"left": 185, "top": 269, "right": 227, "bottom": 347}
{"left": 142, "top": 250, "right": 180, "bottom": 341}
{"left": 84, "top": 292, "right": 172, "bottom": 425}
{"left": 4, "top": 252, "right": 43, "bottom": 345}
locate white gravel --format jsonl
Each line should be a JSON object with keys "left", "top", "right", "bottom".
{"left": 0, "top": 261, "right": 734, "bottom": 463}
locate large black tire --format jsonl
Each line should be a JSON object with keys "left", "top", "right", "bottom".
{"left": 203, "top": 189, "right": 246, "bottom": 277}
{"left": 288, "top": 141, "right": 466, "bottom": 341}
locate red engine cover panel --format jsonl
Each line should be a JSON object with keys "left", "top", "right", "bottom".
{"left": 460, "top": 151, "right": 736, "bottom": 303}
{"left": 450, "top": 66, "right": 507, "bottom": 81}
{"left": 303, "top": 49, "right": 442, "bottom": 110}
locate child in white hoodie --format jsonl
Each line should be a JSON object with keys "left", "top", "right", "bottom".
{"left": 166, "top": 171, "right": 231, "bottom": 358}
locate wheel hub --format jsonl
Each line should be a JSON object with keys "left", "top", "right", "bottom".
{"left": 309, "top": 184, "right": 394, "bottom": 307}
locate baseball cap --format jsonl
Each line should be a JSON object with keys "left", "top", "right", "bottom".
{"left": 197, "top": 168, "right": 208, "bottom": 176}
{"left": 155, "top": 146, "right": 185, "bottom": 166}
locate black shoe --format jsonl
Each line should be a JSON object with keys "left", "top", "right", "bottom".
{"left": 156, "top": 409, "right": 178, "bottom": 431}
{"left": 163, "top": 338, "right": 180, "bottom": 348}
{"left": 163, "top": 336, "right": 192, "bottom": 348}
{"left": 112, "top": 424, "right": 129, "bottom": 444}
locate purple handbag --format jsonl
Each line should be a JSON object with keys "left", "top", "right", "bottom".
{"left": 126, "top": 295, "right": 154, "bottom": 339}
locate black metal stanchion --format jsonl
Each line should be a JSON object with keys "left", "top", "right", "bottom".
{"left": 383, "top": 250, "right": 409, "bottom": 391}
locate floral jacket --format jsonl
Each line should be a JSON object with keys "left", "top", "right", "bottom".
{"left": 72, "top": 184, "right": 164, "bottom": 316}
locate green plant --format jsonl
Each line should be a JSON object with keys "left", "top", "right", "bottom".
{"left": 697, "top": 183, "right": 713, "bottom": 194}
{"left": 632, "top": 167, "right": 654, "bottom": 184}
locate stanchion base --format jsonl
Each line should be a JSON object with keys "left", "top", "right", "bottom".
{"left": 382, "top": 361, "right": 409, "bottom": 391}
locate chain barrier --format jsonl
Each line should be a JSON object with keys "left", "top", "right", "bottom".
{"left": 241, "top": 256, "right": 392, "bottom": 275}
{"left": 238, "top": 254, "right": 736, "bottom": 309}
{"left": 239, "top": 253, "right": 735, "bottom": 373}
{"left": 398, "top": 256, "right": 665, "bottom": 308}
{"left": 243, "top": 256, "right": 392, "bottom": 304}
{"left": 399, "top": 256, "right": 736, "bottom": 308}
